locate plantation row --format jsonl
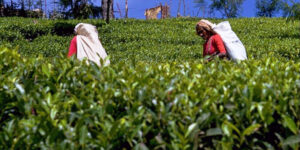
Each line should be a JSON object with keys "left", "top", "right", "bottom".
{"left": 0, "top": 17, "right": 299, "bottom": 62}
{"left": 0, "top": 47, "right": 300, "bottom": 149}
{"left": 0, "top": 17, "right": 300, "bottom": 149}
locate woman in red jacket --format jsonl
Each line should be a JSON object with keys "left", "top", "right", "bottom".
{"left": 68, "top": 23, "right": 110, "bottom": 66}
{"left": 196, "top": 20, "right": 228, "bottom": 61}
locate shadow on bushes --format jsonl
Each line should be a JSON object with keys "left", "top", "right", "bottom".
{"left": 53, "top": 22, "right": 76, "bottom": 36}
{"left": 264, "top": 32, "right": 300, "bottom": 39}
{"left": 53, "top": 21, "right": 107, "bottom": 36}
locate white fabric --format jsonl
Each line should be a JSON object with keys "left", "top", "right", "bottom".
{"left": 200, "top": 19, "right": 216, "bottom": 28}
{"left": 75, "top": 23, "right": 110, "bottom": 66}
{"left": 212, "top": 21, "right": 247, "bottom": 61}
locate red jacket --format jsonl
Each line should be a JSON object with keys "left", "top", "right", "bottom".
{"left": 67, "top": 36, "right": 77, "bottom": 57}
{"left": 203, "top": 34, "right": 226, "bottom": 57}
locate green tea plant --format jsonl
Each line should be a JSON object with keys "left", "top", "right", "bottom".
{"left": 0, "top": 17, "right": 300, "bottom": 149}
{"left": 0, "top": 17, "right": 299, "bottom": 62}
{"left": 0, "top": 47, "right": 300, "bottom": 149}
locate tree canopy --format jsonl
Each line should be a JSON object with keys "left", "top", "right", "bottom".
{"left": 209, "top": 0, "right": 245, "bottom": 18}
{"left": 282, "top": 0, "right": 300, "bottom": 20}
{"left": 256, "top": 0, "right": 281, "bottom": 17}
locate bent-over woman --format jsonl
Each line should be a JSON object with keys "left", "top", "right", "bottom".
{"left": 68, "top": 23, "right": 110, "bottom": 66}
{"left": 196, "top": 19, "right": 228, "bottom": 61}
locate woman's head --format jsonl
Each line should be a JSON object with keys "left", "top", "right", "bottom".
{"left": 74, "top": 23, "right": 98, "bottom": 37}
{"left": 196, "top": 19, "right": 216, "bottom": 40}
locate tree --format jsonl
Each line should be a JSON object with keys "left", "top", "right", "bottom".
{"left": 177, "top": 0, "right": 181, "bottom": 17}
{"left": 210, "top": 0, "right": 245, "bottom": 18}
{"left": 73, "top": 0, "right": 93, "bottom": 19}
{"left": 35, "top": 0, "right": 43, "bottom": 11}
{"left": 20, "top": 0, "right": 25, "bottom": 10}
{"left": 58, "top": 0, "right": 74, "bottom": 17}
{"left": 106, "top": 0, "right": 110, "bottom": 23}
{"left": 0, "top": 0, "right": 4, "bottom": 17}
{"left": 281, "top": 0, "right": 300, "bottom": 36}
{"left": 183, "top": 0, "right": 186, "bottom": 16}
{"left": 101, "top": 0, "right": 114, "bottom": 20}
{"left": 281, "top": 0, "right": 300, "bottom": 20}
{"left": 194, "top": 0, "right": 206, "bottom": 17}
{"left": 58, "top": 0, "right": 96, "bottom": 19}
{"left": 26, "top": 0, "right": 33, "bottom": 10}
{"left": 256, "top": 0, "right": 280, "bottom": 17}
{"left": 125, "top": 0, "right": 128, "bottom": 18}
{"left": 194, "top": 0, "right": 206, "bottom": 6}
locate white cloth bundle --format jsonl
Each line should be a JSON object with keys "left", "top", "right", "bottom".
{"left": 212, "top": 21, "right": 247, "bottom": 61}
{"left": 75, "top": 23, "right": 110, "bottom": 66}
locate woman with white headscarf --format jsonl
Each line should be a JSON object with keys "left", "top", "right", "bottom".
{"left": 196, "top": 19, "right": 228, "bottom": 61}
{"left": 68, "top": 23, "right": 110, "bottom": 66}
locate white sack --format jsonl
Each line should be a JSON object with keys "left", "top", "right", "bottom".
{"left": 75, "top": 23, "right": 110, "bottom": 66}
{"left": 213, "top": 21, "right": 247, "bottom": 61}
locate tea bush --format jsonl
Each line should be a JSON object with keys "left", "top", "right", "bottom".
{"left": 0, "top": 17, "right": 300, "bottom": 149}
{"left": 0, "top": 17, "right": 299, "bottom": 62}
{"left": 18, "top": 35, "right": 71, "bottom": 57}
{"left": 1, "top": 48, "right": 300, "bottom": 149}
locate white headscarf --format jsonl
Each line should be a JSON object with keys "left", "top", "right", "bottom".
{"left": 199, "top": 19, "right": 216, "bottom": 28}
{"left": 74, "top": 23, "right": 110, "bottom": 66}
{"left": 196, "top": 19, "right": 217, "bottom": 32}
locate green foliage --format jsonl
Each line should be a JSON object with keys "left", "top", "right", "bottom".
{"left": 0, "top": 30, "right": 24, "bottom": 42}
{"left": 210, "top": 0, "right": 245, "bottom": 18}
{"left": 58, "top": 0, "right": 102, "bottom": 19}
{"left": 0, "top": 17, "right": 53, "bottom": 40}
{"left": 282, "top": 0, "right": 300, "bottom": 20}
{"left": 0, "top": 47, "right": 300, "bottom": 149}
{"left": 0, "top": 17, "right": 299, "bottom": 62}
{"left": 18, "top": 35, "right": 71, "bottom": 57}
{"left": 256, "top": 0, "right": 281, "bottom": 17}
{"left": 0, "top": 17, "right": 300, "bottom": 149}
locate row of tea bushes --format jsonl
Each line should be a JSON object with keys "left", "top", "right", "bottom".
{"left": 0, "top": 17, "right": 299, "bottom": 62}
{"left": 0, "top": 47, "right": 299, "bottom": 149}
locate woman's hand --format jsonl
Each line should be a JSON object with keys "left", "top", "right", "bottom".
{"left": 216, "top": 52, "right": 227, "bottom": 59}
{"left": 205, "top": 52, "right": 227, "bottom": 62}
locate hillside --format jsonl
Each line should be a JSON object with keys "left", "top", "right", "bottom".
{"left": 0, "top": 17, "right": 300, "bottom": 149}
{"left": 0, "top": 17, "right": 299, "bottom": 61}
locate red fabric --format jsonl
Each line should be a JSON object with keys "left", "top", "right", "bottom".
{"left": 67, "top": 36, "right": 77, "bottom": 57}
{"left": 203, "top": 34, "right": 226, "bottom": 57}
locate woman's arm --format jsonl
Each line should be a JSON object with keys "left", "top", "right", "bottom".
{"left": 67, "top": 36, "right": 77, "bottom": 58}
{"left": 214, "top": 35, "right": 227, "bottom": 57}
{"left": 207, "top": 35, "right": 227, "bottom": 61}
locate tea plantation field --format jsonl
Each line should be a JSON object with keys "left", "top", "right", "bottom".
{"left": 0, "top": 17, "right": 300, "bottom": 149}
